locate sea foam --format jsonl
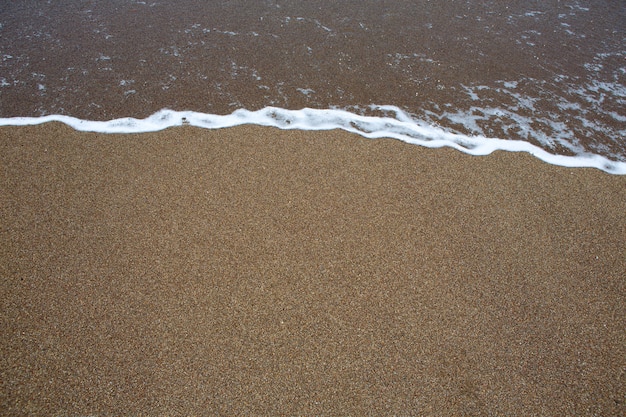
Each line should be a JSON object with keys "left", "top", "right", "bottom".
{"left": 1, "top": 106, "right": 625, "bottom": 175}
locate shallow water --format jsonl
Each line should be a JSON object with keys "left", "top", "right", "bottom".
{"left": 1, "top": 0, "right": 624, "bottom": 165}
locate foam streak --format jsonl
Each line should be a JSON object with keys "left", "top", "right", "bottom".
{"left": 1, "top": 106, "right": 624, "bottom": 175}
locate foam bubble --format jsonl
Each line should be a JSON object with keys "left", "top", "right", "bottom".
{"left": 1, "top": 106, "right": 624, "bottom": 175}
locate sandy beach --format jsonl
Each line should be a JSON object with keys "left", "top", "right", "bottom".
{"left": 1, "top": 124, "right": 625, "bottom": 415}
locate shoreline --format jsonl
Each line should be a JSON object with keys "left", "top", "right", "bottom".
{"left": 1, "top": 108, "right": 625, "bottom": 175}
{"left": 1, "top": 123, "right": 625, "bottom": 415}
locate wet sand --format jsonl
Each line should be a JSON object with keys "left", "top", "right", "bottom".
{"left": 1, "top": 124, "right": 625, "bottom": 415}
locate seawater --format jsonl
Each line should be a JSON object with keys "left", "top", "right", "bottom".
{"left": 0, "top": 0, "right": 624, "bottom": 173}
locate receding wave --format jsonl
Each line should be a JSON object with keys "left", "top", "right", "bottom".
{"left": 1, "top": 106, "right": 625, "bottom": 175}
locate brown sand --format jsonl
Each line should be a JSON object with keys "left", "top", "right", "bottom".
{"left": 1, "top": 123, "right": 625, "bottom": 415}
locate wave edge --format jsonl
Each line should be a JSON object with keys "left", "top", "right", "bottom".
{"left": 1, "top": 106, "right": 624, "bottom": 175}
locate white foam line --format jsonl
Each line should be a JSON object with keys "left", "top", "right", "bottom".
{"left": 1, "top": 106, "right": 625, "bottom": 175}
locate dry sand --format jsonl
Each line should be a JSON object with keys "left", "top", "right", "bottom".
{"left": 1, "top": 123, "right": 625, "bottom": 415}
